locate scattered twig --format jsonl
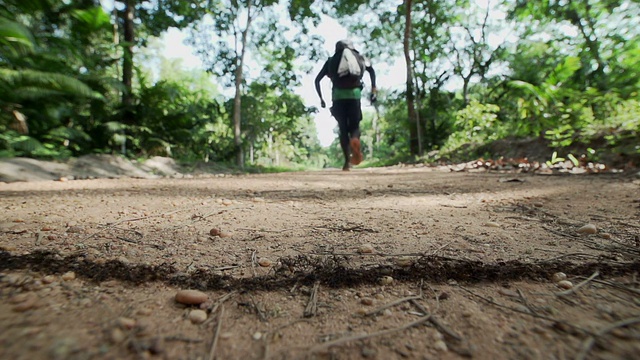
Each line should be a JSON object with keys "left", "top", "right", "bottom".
{"left": 439, "top": 204, "right": 468, "bottom": 208}
{"left": 238, "top": 227, "right": 294, "bottom": 233}
{"left": 575, "top": 316, "right": 640, "bottom": 360}
{"left": 410, "top": 299, "right": 462, "bottom": 341}
{"left": 430, "top": 242, "right": 452, "bottom": 256}
{"left": 314, "top": 224, "right": 379, "bottom": 233}
{"left": 165, "top": 336, "right": 203, "bottom": 343}
{"left": 207, "top": 306, "right": 225, "bottom": 360}
{"left": 251, "top": 250, "right": 257, "bottom": 277}
{"left": 250, "top": 295, "right": 267, "bottom": 322}
{"left": 105, "top": 208, "right": 187, "bottom": 227}
{"left": 589, "top": 279, "right": 640, "bottom": 296}
{"left": 204, "top": 291, "right": 237, "bottom": 326}
{"left": 516, "top": 289, "right": 538, "bottom": 315}
{"left": 304, "top": 282, "right": 320, "bottom": 318}
{"left": 309, "top": 251, "right": 425, "bottom": 257}
{"left": 364, "top": 295, "right": 422, "bottom": 317}
{"left": 309, "top": 314, "right": 432, "bottom": 353}
{"left": 460, "top": 286, "right": 591, "bottom": 334}
{"left": 539, "top": 253, "right": 600, "bottom": 263}
{"left": 555, "top": 271, "right": 599, "bottom": 297}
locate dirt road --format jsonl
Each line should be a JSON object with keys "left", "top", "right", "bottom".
{"left": 1, "top": 167, "right": 639, "bottom": 359}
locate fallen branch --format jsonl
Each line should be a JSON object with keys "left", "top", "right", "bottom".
{"left": 309, "top": 314, "right": 432, "bottom": 353}
{"left": 575, "top": 316, "right": 640, "bottom": 360}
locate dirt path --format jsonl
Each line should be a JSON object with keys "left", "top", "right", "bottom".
{"left": 1, "top": 167, "right": 639, "bottom": 360}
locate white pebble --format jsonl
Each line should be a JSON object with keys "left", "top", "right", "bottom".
{"left": 551, "top": 272, "right": 567, "bottom": 283}
{"left": 61, "top": 272, "right": 76, "bottom": 281}
{"left": 434, "top": 340, "right": 448, "bottom": 351}
{"left": 485, "top": 222, "right": 501, "bottom": 228}
{"left": 252, "top": 331, "right": 262, "bottom": 340}
{"left": 189, "top": 310, "right": 207, "bottom": 324}
{"left": 358, "top": 244, "right": 375, "bottom": 254}
{"left": 577, "top": 224, "right": 597, "bottom": 235}
{"left": 379, "top": 276, "right": 394, "bottom": 285}
{"left": 557, "top": 280, "right": 573, "bottom": 289}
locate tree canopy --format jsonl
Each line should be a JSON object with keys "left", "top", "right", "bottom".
{"left": 1, "top": 0, "right": 637, "bottom": 169}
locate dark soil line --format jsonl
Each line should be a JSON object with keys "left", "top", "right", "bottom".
{"left": 1, "top": 250, "right": 638, "bottom": 291}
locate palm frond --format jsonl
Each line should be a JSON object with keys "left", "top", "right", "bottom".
{"left": 0, "top": 17, "right": 35, "bottom": 55}
{"left": 0, "top": 68, "right": 104, "bottom": 101}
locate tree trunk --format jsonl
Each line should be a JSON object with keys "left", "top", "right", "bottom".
{"left": 403, "top": 0, "right": 421, "bottom": 156}
{"left": 233, "top": 1, "right": 254, "bottom": 168}
{"left": 122, "top": 0, "right": 135, "bottom": 126}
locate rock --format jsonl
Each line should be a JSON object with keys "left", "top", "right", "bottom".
{"left": 557, "top": 280, "right": 573, "bottom": 290}
{"left": 117, "top": 317, "right": 136, "bottom": 330}
{"left": 137, "top": 308, "right": 153, "bottom": 316}
{"left": 533, "top": 202, "right": 544, "bottom": 208}
{"left": 110, "top": 328, "right": 126, "bottom": 344}
{"left": 61, "top": 271, "right": 76, "bottom": 281}
{"left": 189, "top": 309, "right": 207, "bottom": 324}
{"left": 251, "top": 197, "right": 265, "bottom": 203}
{"left": 361, "top": 346, "right": 377, "bottom": 358}
{"left": 551, "top": 272, "right": 567, "bottom": 283}
{"left": 358, "top": 244, "right": 375, "bottom": 254}
{"left": 42, "top": 275, "right": 56, "bottom": 284}
{"left": 258, "top": 258, "right": 272, "bottom": 267}
{"left": 577, "top": 224, "right": 597, "bottom": 235}
{"left": 175, "top": 290, "right": 209, "bottom": 305}
{"left": 252, "top": 331, "right": 262, "bottom": 340}
{"left": 13, "top": 296, "right": 38, "bottom": 312}
{"left": 498, "top": 288, "right": 519, "bottom": 298}
{"left": 361, "top": 298, "right": 374, "bottom": 306}
{"left": 222, "top": 199, "right": 233, "bottom": 206}
{"left": 209, "top": 228, "right": 221, "bottom": 237}
{"left": 395, "top": 257, "right": 413, "bottom": 267}
{"left": 379, "top": 276, "right": 394, "bottom": 285}
{"left": 600, "top": 233, "right": 612, "bottom": 239}
{"left": 485, "top": 222, "right": 501, "bottom": 228}
{"left": 383, "top": 309, "right": 393, "bottom": 316}
{"left": 434, "top": 340, "right": 448, "bottom": 351}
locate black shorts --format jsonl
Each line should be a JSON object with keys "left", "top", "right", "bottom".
{"left": 330, "top": 99, "right": 362, "bottom": 135}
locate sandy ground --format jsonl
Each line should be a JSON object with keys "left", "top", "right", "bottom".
{"left": 1, "top": 157, "right": 639, "bottom": 360}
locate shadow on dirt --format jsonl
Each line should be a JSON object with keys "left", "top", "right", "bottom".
{"left": 2, "top": 249, "right": 638, "bottom": 291}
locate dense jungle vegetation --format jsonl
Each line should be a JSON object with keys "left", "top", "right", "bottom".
{"left": 1, "top": 0, "right": 638, "bottom": 170}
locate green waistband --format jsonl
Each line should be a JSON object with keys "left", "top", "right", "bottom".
{"left": 332, "top": 87, "right": 362, "bottom": 100}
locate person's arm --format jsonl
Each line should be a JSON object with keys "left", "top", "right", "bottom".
{"left": 314, "top": 61, "right": 329, "bottom": 108}
{"left": 366, "top": 64, "right": 377, "bottom": 92}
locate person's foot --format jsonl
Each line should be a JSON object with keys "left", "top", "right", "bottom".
{"left": 349, "top": 138, "right": 362, "bottom": 165}
{"left": 342, "top": 163, "right": 350, "bottom": 171}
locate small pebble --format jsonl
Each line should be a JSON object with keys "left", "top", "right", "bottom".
{"left": 395, "top": 257, "right": 413, "bottom": 267}
{"left": 175, "top": 290, "right": 209, "bottom": 305}
{"left": 61, "top": 272, "right": 76, "bottom": 281}
{"left": 138, "top": 308, "right": 153, "bottom": 316}
{"left": 498, "top": 288, "right": 519, "bottom": 298}
{"left": 258, "top": 258, "right": 272, "bottom": 267}
{"left": 551, "top": 272, "right": 567, "bottom": 283}
{"left": 557, "top": 280, "right": 573, "bottom": 290}
{"left": 117, "top": 317, "right": 136, "bottom": 330}
{"left": 434, "top": 340, "right": 448, "bottom": 351}
{"left": 42, "top": 275, "right": 56, "bottom": 284}
{"left": 600, "top": 233, "right": 612, "bottom": 239}
{"left": 383, "top": 309, "right": 393, "bottom": 316}
{"left": 209, "top": 228, "right": 221, "bottom": 237}
{"left": 533, "top": 202, "right": 544, "bottom": 208}
{"left": 110, "top": 328, "right": 126, "bottom": 344}
{"left": 222, "top": 199, "right": 233, "bottom": 206}
{"left": 189, "top": 309, "right": 207, "bottom": 324}
{"left": 380, "top": 276, "right": 394, "bottom": 285}
{"left": 577, "top": 224, "right": 597, "bottom": 235}
{"left": 358, "top": 244, "right": 375, "bottom": 254}
{"left": 361, "top": 298, "right": 374, "bottom": 306}
{"left": 485, "top": 222, "right": 501, "bottom": 228}
{"left": 252, "top": 331, "right": 262, "bottom": 340}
